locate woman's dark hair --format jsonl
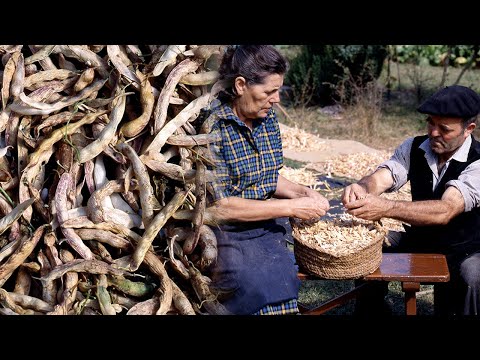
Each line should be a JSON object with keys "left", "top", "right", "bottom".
{"left": 219, "top": 45, "right": 288, "bottom": 87}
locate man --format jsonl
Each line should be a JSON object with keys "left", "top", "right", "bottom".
{"left": 342, "top": 85, "right": 480, "bottom": 316}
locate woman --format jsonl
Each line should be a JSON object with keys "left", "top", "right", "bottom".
{"left": 203, "top": 45, "right": 330, "bottom": 315}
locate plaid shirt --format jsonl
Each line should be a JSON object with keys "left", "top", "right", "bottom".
{"left": 206, "top": 101, "right": 284, "bottom": 201}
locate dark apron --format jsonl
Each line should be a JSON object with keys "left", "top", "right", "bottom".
{"left": 209, "top": 218, "right": 300, "bottom": 315}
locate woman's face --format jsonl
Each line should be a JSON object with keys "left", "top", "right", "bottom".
{"left": 233, "top": 73, "right": 284, "bottom": 121}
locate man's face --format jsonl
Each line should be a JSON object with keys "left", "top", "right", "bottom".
{"left": 426, "top": 115, "right": 475, "bottom": 157}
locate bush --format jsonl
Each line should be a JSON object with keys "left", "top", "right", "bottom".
{"left": 284, "top": 45, "right": 388, "bottom": 107}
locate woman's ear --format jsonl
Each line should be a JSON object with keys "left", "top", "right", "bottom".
{"left": 234, "top": 76, "right": 246, "bottom": 96}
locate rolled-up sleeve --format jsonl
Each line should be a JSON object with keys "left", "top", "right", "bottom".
{"left": 377, "top": 137, "right": 414, "bottom": 192}
{"left": 446, "top": 160, "right": 480, "bottom": 212}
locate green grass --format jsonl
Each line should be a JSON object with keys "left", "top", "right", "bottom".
{"left": 283, "top": 158, "right": 307, "bottom": 169}
{"left": 298, "top": 281, "right": 435, "bottom": 316}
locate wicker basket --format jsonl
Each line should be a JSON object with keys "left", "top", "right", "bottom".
{"left": 293, "top": 220, "right": 385, "bottom": 280}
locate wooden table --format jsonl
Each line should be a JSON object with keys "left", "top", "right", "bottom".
{"left": 298, "top": 253, "right": 450, "bottom": 315}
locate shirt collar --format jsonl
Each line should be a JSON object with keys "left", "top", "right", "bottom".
{"left": 214, "top": 102, "right": 247, "bottom": 128}
{"left": 420, "top": 134, "right": 472, "bottom": 163}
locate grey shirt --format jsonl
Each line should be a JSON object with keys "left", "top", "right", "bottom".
{"left": 378, "top": 135, "right": 480, "bottom": 212}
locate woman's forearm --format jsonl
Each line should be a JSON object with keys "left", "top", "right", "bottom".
{"left": 210, "top": 197, "right": 292, "bottom": 222}
{"left": 273, "top": 174, "right": 308, "bottom": 199}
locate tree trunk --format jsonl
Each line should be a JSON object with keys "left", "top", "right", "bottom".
{"left": 439, "top": 45, "right": 452, "bottom": 88}
{"left": 386, "top": 45, "right": 392, "bottom": 100}
{"left": 393, "top": 46, "right": 401, "bottom": 89}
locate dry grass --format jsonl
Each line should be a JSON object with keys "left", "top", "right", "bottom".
{"left": 277, "top": 103, "right": 423, "bottom": 152}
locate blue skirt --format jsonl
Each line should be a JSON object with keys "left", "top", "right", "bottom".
{"left": 209, "top": 218, "right": 300, "bottom": 315}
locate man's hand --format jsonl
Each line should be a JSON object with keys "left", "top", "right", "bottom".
{"left": 343, "top": 194, "right": 393, "bottom": 221}
{"left": 342, "top": 183, "right": 368, "bottom": 206}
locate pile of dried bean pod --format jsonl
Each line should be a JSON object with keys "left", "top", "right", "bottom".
{"left": 0, "top": 45, "right": 230, "bottom": 315}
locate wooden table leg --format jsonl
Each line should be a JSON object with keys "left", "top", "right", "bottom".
{"left": 402, "top": 281, "right": 420, "bottom": 315}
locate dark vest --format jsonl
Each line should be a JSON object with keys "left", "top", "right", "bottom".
{"left": 406, "top": 135, "right": 480, "bottom": 267}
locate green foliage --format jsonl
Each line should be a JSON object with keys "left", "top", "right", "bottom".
{"left": 285, "top": 45, "right": 388, "bottom": 107}
{"left": 394, "top": 45, "right": 479, "bottom": 67}
{"left": 275, "top": 45, "right": 303, "bottom": 62}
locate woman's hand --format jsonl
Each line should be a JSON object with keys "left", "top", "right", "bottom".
{"left": 289, "top": 196, "right": 329, "bottom": 220}
{"left": 304, "top": 187, "right": 330, "bottom": 212}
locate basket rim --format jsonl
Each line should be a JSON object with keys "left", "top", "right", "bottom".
{"left": 293, "top": 233, "right": 384, "bottom": 279}
{"left": 292, "top": 232, "right": 384, "bottom": 259}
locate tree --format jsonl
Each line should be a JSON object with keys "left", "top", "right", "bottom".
{"left": 285, "top": 45, "right": 388, "bottom": 107}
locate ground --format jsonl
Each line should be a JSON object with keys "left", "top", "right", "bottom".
{"left": 279, "top": 122, "right": 384, "bottom": 167}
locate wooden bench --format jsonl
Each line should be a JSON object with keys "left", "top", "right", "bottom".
{"left": 298, "top": 253, "right": 450, "bottom": 315}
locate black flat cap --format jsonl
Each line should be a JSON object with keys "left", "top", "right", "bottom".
{"left": 417, "top": 85, "right": 480, "bottom": 118}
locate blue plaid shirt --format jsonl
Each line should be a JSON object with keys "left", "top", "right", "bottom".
{"left": 206, "top": 101, "right": 284, "bottom": 201}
